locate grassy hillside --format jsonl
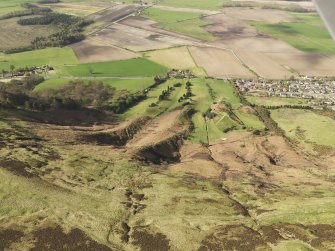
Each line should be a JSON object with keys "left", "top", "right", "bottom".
{"left": 271, "top": 108, "right": 335, "bottom": 149}
{"left": 59, "top": 58, "right": 167, "bottom": 77}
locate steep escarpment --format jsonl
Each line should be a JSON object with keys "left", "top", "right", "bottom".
{"left": 83, "top": 116, "right": 151, "bottom": 146}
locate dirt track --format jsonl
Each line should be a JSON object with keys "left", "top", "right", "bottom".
{"left": 127, "top": 109, "right": 182, "bottom": 149}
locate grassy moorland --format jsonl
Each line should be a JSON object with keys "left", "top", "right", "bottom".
{"left": 1, "top": 1, "right": 335, "bottom": 250}
{"left": 142, "top": 8, "right": 214, "bottom": 41}
{"left": 1, "top": 77, "right": 335, "bottom": 251}
{"left": 252, "top": 13, "right": 335, "bottom": 53}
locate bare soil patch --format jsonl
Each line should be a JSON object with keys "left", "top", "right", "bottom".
{"left": 126, "top": 110, "right": 185, "bottom": 163}
{"left": 96, "top": 24, "right": 191, "bottom": 52}
{"left": 0, "top": 159, "right": 35, "bottom": 178}
{"left": 83, "top": 116, "right": 151, "bottom": 146}
{"left": 204, "top": 13, "right": 259, "bottom": 40}
{"left": 132, "top": 227, "right": 170, "bottom": 251}
{"left": 169, "top": 142, "right": 222, "bottom": 178}
{"left": 71, "top": 38, "right": 139, "bottom": 63}
{"left": 88, "top": 4, "right": 140, "bottom": 23}
{"left": 0, "top": 229, "right": 24, "bottom": 250}
{"left": 31, "top": 225, "right": 112, "bottom": 251}
{"left": 198, "top": 225, "right": 270, "bottom": 251}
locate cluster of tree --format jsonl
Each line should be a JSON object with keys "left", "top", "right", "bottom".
{"left": 254, "top": 106, "right": 284, "bottom": 136}
{"left": 18, "top": 12, "right": 82, "bottom": 26}
{"left": 0, "top": 78, "right": 107, "bottom": 110}
{"left": 204, "top": 108, "right": 216, "bottom": 119}
{"left": 206, "top": 83, "right": 216, "bottom": 101}
{"left": 31, "top": 28, "right": 86, "bottom": 48}
{"left": 150, "top": 76, "right": 168, "bottom": 89}
{"left": 0, "top": 78, "right": 148, "bottom": 114}
{"left": 1, "top": 65, "right": 54, "bottom": 78}
{"left": 178, "top": 81, "right": 193, "bottom": 103}
{"left": 158, "top": 86, "right": 174, "bottom": 101}
{"left": 106, "top": 91, "right": 146, "bottom": 114}
{"left": 0, "top": 76, "right": 45, "bottom": 107}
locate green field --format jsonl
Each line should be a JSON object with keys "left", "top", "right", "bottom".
{"left": 0, "top": 0, "right": 38, "bottom": 16}
{"left": 34, "top": 77, "right": 154, "bottom": 92}
{"left": 0, "top": 47, "right": 78, "bottom": 71}
{"left": 59, "top": 58, "right": 167, "bottom": 77}
{"left": 235, "top": 110, "right": 265, "bottom": 130}
{"left": 160, "top": 0, "right": 228, "bottom": 10}
{"left": 246, "top": 95, "right": 309, "bottom": 107}
{"left": 271, "top": 108, "right": 335, "bottom": 149}
{"left": 251, "top": 13, "right": 335, "bottom": 53}
{"left": 142, "top": 8, "right": 214, "bottom": 41}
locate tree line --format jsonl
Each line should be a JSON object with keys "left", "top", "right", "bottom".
{"left": 0, "top": 77, "right": 149, "bottom": 114}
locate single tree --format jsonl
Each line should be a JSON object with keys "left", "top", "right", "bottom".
{"left": 10, "top": 65, "right": 15, "bottom": 77}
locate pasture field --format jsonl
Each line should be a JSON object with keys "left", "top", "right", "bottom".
{"left": 0, "top": 47, "right": 78, "bottom": 70}
{"left": 160, "top": 0, "right": 229, "bottom": 10}
{"left": 246, "top": 94, "right": 309, "bottom": 107}
{"left": 0, "top": 0, "right": 37, "bottom": 16}
{"left": 251, "top": 13, "right": 335, "bottom": 53}
{"left": 34, "top": 77, "right": 154, "bottom": 92}
{"left": 235, "top": 110, "right": 265, "bottom": 130}
{"left": 142, "top": 8, "right": 214, "bottom": 41}
{"left": 271, "top": 108, "right": 335, "bottom": 149}
{"left": 59, "top": 58, "right": 167, "bottom": 77}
